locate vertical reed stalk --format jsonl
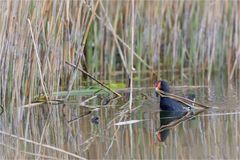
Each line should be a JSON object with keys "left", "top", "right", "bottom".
{"left": 129, "top": 2, "right": 135, "bottom": 158}
{"left": 129, "top": 0, "right": 134, "bottom": 111}
{"left": 28, "top": 19, "right": 48, "bottom": 99}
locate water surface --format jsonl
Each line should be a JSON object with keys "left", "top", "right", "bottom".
{"left": 0, "top": 78, "right": 239, "bottom": 159}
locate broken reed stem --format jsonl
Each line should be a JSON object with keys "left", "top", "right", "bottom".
{"left": 68, "top": 95, "right": 98, "bottom": 124}
{"left": 156, "top": 88, "right": 210, "bottom": 109}
{"left": 21, "top": 100, "right": 63, "bottom": 108}
{"left": 68, "top": 111, "right": 92, "bottom": 124}
{"left": 65, "top": 61, "right": 122, "bottom": 97}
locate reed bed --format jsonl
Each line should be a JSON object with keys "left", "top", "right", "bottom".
{"left": 0, "top": 0, "right": 240, "bottom": 158}
{"left": 0, "top": 0, "right": 239, "bottom": 108}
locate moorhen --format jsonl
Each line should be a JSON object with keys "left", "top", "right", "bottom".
{"left": 155, "top": 80, "right": 194, "bottom": 112}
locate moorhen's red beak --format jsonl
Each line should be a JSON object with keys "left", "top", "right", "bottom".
{"left": 156, "top": 131, "right": 162, "bottom": 142}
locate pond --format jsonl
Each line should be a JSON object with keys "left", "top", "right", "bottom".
{"left": 0, "top": 76, "right": 239, "bottom": 159}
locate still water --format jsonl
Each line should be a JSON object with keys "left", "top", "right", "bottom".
{"left": 0, "top": 77, "right": 240, "bottom": 159}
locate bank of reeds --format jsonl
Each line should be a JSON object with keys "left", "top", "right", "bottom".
{"left": 0, "top": 0, "right": 240, "bottom": 108}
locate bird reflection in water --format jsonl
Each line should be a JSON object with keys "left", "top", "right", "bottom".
{"left": 156, "top": 109, "right": 205, "bottom": 142}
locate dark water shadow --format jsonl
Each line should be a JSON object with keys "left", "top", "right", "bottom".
{"left": 156, "top": 109, "right": 207, "bottom": 142}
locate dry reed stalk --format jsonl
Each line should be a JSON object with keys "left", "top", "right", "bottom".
{"left": 129, "top": 0, "right": 134, "bottom": 111}
{"left": 36, "top": 113, "right": 50, "bottom": 160}
{"left": 1, "top": 1, "right": 239, "bottom": 114}
{"left": 64, "top": 0, "right": 100, "bottom": 102}
{"left": 0, "top": 3, "right": 240, "bottom": 158}
{"left": 89, "top": 1, "right": 153, "bottom": 71}
{"left": 109, "top": 2, "right": 121, "bottom": 77}
{"left": 230, "top": 47, "right": 240, "bottom": 80}
{"left": 65, "top": 61, "right": 121, "bottom": 97}
{"left": 82, "top": 0, "right": 100, "bottom": 47}
{"left": 1, "top": 142, "right": 58, "bottom": 160}
{"left": 0, "top": 130, "right": 86, "bottom": 159}
{"left": 99, "top": 1, "right": 129, "bottom": 74}
{"left": 28, "top": 19, "right": 48, "bottom": 100}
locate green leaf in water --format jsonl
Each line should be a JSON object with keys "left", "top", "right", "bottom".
{"left": 52, "top": 89, "right": 106, "bottom": 97}
{"left": 105, "top": 83, "right": 126, "bottom": 89}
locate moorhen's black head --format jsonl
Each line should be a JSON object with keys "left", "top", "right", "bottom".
{"left": 155, "top": 80, "right": 170, "bottom": 93}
